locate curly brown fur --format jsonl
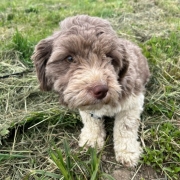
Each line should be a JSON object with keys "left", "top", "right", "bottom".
{"left": 31, "top": 15, "right": 150, "bottom": 167}
{"left": 32, "top": 15, "right": 149, "bottom": 108}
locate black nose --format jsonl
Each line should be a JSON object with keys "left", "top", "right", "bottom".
{"left": 92, "top": 85, "right": 108, "bottom": 99}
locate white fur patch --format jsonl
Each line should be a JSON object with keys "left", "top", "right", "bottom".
{"left": 79, "top": 93, "right": 144, "bottom": 167}
{"left": 83, "top": 93, "right": 144, "bottom": 117}
{"left": 78, "top": 110, "right": 106, "bottom": 149}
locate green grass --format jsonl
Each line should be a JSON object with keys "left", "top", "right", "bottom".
{"left": 142, "top": 31, "right": 180, "bottom": 120}
{"left": 142, "top": 122, "right": 180, "bottom": 179}
{"left": 0, "top": 0, "right": 180, "bottom": 179}
{"left": 11, "top": 29, "right": 34, "bottom": 66}
{"left": 49, "top": 140, "right": 115, "bottom": 180}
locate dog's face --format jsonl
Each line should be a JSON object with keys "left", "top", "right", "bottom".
{"left": 32, "top": 15, "right": 129, "bottom": 110}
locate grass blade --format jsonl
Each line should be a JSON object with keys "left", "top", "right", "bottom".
{"left": 101, "top": 173, "right": 116, "bottom": 180}
{"left": 0, "top": 153, "right": 29, "bottom": 161}
{"left": 30, "top": 169, "right": 62, "bottom": 178}
{"left": 50, "top": 151, "right": 70, "bottom": 180}
{"left": 63, "top": 139, "right": 72, "bottom": 175}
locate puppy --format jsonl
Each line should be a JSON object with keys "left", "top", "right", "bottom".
{"left": 31, "top": 15, "right": 150, "bottom": 167}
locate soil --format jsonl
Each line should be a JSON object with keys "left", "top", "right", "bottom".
{"left": 100, "top": 149, "right": 166, "bottom": 180}
{"left": 112, "top": 166, "right": 166, "bottom": 180}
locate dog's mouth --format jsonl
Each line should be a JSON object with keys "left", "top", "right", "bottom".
{"left": 79, "top": 98, "right": 110, "bottom": 110}
{"left": 64, "top": 88, "right": 120, "bottom": 110}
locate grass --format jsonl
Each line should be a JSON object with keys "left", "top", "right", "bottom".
{"left": 0, "top": 0, "right": 180, "bottom": 179}
{"left": 49, "top": 140, "right": 114, "bottom": 180}
{"left": 12, "top": 29, "right": 34, "bottom": 66}
{"left": 142, "top": 122, "right": 180, "bottom": 179}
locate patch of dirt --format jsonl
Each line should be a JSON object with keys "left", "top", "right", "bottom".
{"left": 101, "top": 148, "right": 166, "bottom": 180}
{"left": 112, "top": 166, "right": 166, "bottom": 180}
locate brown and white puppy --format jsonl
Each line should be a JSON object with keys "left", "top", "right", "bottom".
{"left": 31, "top": 15, "right": 150, "bottom": 167}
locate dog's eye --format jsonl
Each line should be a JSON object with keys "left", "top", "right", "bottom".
{"left": 66, "top": 56, "right": 74, "bottom": 63}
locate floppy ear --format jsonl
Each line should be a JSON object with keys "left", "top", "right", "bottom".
{"left": 31, "top": 37, "right": 53, "bottom": 91}
{"left": 117, "top": 45, "right": 129, "bottom": 81}
{"left": 109, "top": 44, "right": 129, "bottom": 81}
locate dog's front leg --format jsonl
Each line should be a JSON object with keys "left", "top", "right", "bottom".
{"left": 113, "top": 109, "right": 142, "bottom": 167}
{"left": 78, "top": 110, "right": 106, "bottom": 150}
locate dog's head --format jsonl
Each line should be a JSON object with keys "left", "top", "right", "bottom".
{"left": 31, "top": 15, "right": 129, "bottom": 109}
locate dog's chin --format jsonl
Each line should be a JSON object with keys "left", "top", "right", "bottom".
{"left": 65, "top": 94, "right": 120, "bottom": 111}
{"left": 62, "top": 87, "right": 122, "bottom": 110}
{"left": 63, "top": 93, "right": 106, "bottom": 109}
{"left": 78, "top": 102, "right": 105, "bottom": 111}
{"left": 66, "top": 98, "right": 108, "bottom": 110}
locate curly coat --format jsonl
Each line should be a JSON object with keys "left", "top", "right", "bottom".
{"left": 32, "top": 15, "right": 150, "bottom": 167}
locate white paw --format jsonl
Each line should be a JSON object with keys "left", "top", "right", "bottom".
{"left": 114, "top": 141, "right": 142, "bottom": 167}
{"left": 79, "top": 128, "right": 105, "bottom": 149}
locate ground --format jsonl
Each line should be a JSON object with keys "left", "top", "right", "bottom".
{"left": 1, "top": 119, "right": 167, "bottom": 180}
